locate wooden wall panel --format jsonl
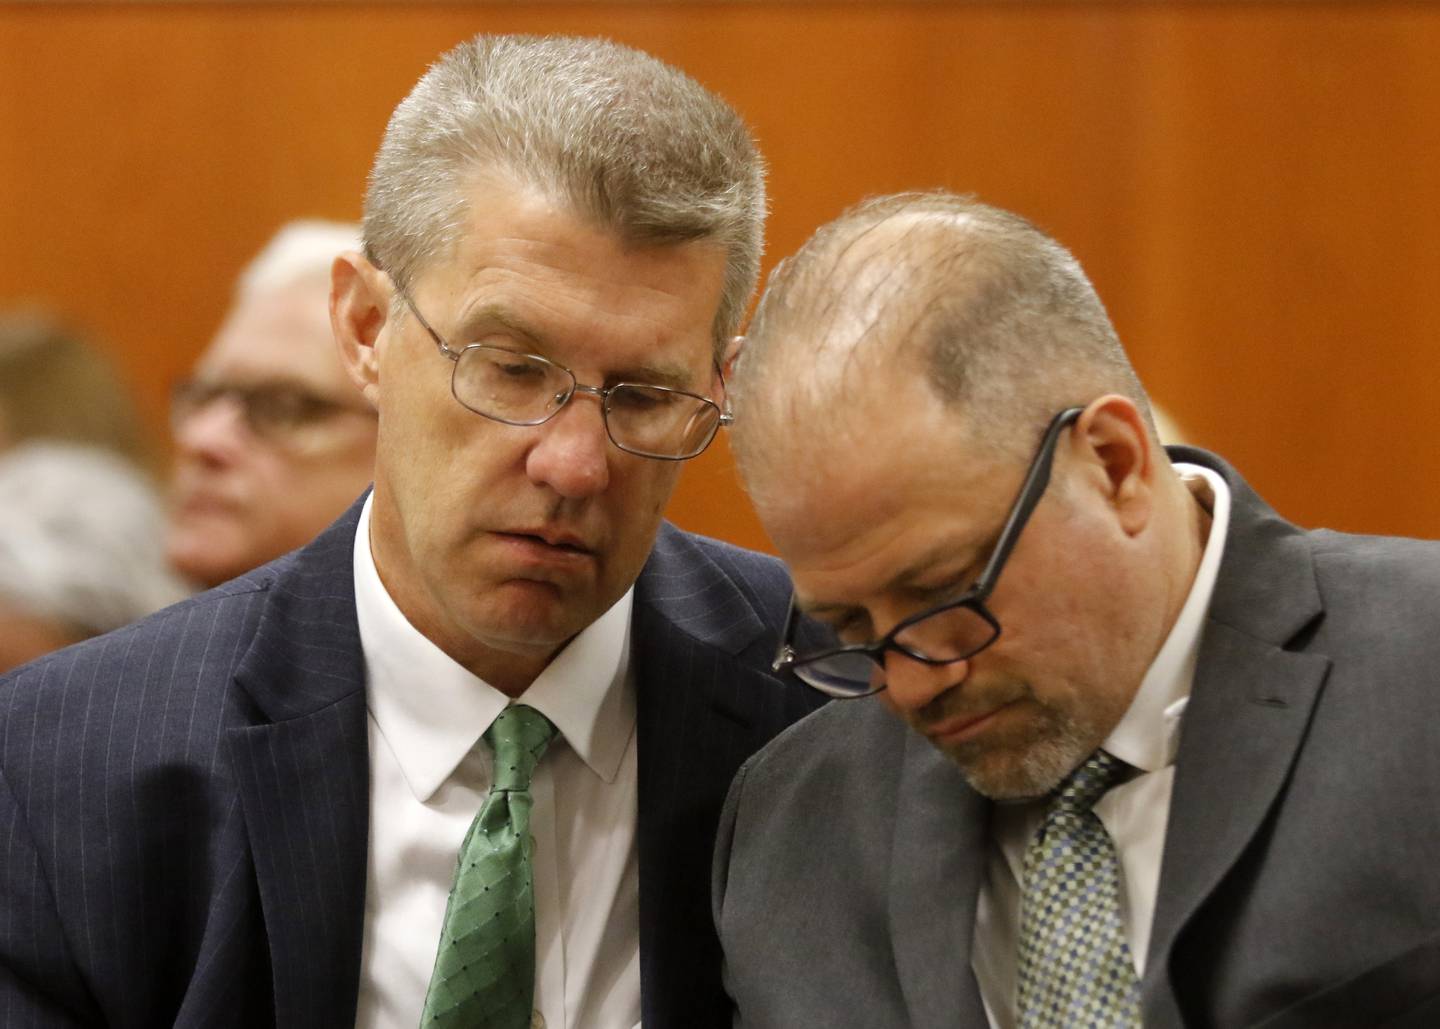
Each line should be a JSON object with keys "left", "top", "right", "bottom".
{"left": 3, "top": 2, "right": 1439, "bottom": 551}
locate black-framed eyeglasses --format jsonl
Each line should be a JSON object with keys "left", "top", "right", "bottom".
{"left": 170, "top": 378, "right": 376, "bottom": 443}
{"left": 400, "top": 293, "right": 732, "bottom": 461}
{"left": 772, "top": 406, "right": 1085, "bottom": 699}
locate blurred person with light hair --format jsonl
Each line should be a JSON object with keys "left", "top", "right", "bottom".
{"left": 0, "top": 443, "right": 188, "bottom": 673}
{"left": 0, "top": 311, "right": 158, "bottom": 473}
{"left": 165, "top": 220, "right": 379, "bottom": 587}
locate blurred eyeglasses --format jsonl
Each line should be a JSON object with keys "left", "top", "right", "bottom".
{"left": 170, "top": 378, "right": 375, "bottom": 443}
{"left": 772, "top": 406, "right": 1085, "bottom": 699}
{"left": 401, "top": 293, "right": 732, "bottom": 461}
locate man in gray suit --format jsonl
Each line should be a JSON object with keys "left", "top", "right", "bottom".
{"left": 714, "top": 191, "right": 1440, "bottom": 1027}
{"left": 0, "top": 35, "right": 820, "bottom": 1028}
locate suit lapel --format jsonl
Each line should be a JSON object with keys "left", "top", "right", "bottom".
{"left": 226, "top": 502, "right": 372, "bottom": 1028}
{"left": 888, "top": 728, "right": 992, "bottom": 1028}
{"left": 1143, "top": 451, "right": 1331, "bottom": 1024}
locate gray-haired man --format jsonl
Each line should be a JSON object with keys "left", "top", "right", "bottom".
{"left": 166, "top": 220, "right": 378, "bottom": 588}
{"left": 714, "top": 192, "right": 1440, "bottom": 1027}
{"left": 0, "top": 35, "right": 820, "bottom": 1029}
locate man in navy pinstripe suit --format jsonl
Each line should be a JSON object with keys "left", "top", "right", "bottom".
{"left": 0, "top": 36, "right": 821, "bottom": 1028}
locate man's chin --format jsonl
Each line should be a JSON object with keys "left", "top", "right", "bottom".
{"left": 468, "top": 585, "right": 601, "bottom": 655}
{"left": 941, "top": 721, "right": 1096, "bottom": 802}
{"left": 166, "top": 531, "right": 249, "bottom": 588}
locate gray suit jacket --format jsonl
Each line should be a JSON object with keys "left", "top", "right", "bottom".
{"left": 0, "top": 497, "right": 824, "bottom": 1028}
{"left": 713, "top": 449, "right": 1440, "bottom": 1028}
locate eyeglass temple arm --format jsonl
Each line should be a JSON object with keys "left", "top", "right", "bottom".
{"left": 772, "top": 597, "right": 802, "bottom": 671}
{"left": 713, "top": 360, "right": 735, "bottom": 426}
{"left": 969, "top": 406, "right": 1085, "bottom": 597}
{"left": 397, "top": 290, "right": 460, "bottom": 361}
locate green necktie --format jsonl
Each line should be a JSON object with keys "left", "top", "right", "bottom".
{"left": 1016, "top": 749, "right": 1142, "bottom": 1028}
{"left": 421, "top": 704, "right": 557, "bottom": 1029}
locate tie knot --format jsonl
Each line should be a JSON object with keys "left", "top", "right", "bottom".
{"left": 1047, "top": 750, "right": 1129, "bottom": 816}
{"left": 483, "top": 704, "right": 556, "bottom": 792}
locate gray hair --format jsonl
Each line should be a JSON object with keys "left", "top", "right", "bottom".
{"left": 362, "top": 34, "right": 766, "bottom": 354}
{"left": 736, "top": 191, "right": 1152, "bottom": 461}
{"left": 0, "top": 443, "right": 189, "bottom": 640}
{"left": 237, "top": 220, "right": 362, "bottom": 301}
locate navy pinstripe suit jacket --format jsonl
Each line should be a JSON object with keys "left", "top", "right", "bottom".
{"left": 0, "top": 498, "right": 824, "bottom": 1028}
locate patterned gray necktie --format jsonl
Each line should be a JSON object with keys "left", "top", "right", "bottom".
{"left": 420, "top": 704, "right": 556, "bottom": 1029}
{"left": 1016, "top": 749, "right": 1142, "bottom": 1028}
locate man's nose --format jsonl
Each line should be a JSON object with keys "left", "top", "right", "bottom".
{"left": 524, "top": 394, "right": 612, "bottom": 498}
{"left": 173, "top": 396, "right": 250, "bottom": 465}
{"left": 881, "top": 650, "right": 971, "bottom": 718}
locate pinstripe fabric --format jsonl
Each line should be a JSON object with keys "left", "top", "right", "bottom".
{"left": 0, "top": 499, "right": 824, "bottom": 1028}
{"left": 634, "top": 525, "right": 828, "bottom": 1029}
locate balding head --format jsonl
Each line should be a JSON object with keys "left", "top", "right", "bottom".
{"left": 732, "top": 193, "right": 1154, "bottom": 509}
{"left": 731, "top": 193, "right": 1210, "bottom": 799}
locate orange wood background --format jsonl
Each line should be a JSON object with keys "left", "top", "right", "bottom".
{"left": 4, "top": 2, "right": 1439, "bottom": 550}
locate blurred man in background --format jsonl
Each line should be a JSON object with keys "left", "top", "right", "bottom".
{"left": 165, "top": 220, "right": 377, "bottom": 587}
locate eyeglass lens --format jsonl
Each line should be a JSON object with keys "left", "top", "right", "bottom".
{"left": 795, "top": 605, "right": 999, "bottom": 697}
{"left": 451, "top": 345, "right": 721, "bottom": 459}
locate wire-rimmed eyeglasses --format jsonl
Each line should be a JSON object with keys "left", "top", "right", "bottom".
{"left": 772, "top": 406, "right": 1085, "bottom": 698}
{"left": 401, "top": 293, "right": 732, "bottom": 461}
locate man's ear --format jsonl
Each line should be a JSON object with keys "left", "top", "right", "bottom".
{"left": 722, "top": 335, "right": 745, "bottom": 380}
{"left": 331, "top": 252, "right": 390, "bottom": 404}
{"left": 1074, "top": 394, "right": 1156, "bottom": 536}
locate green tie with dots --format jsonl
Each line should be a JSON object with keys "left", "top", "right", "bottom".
{"left": 1016, "top": 749, "right": 1142, "bottom": 1028}
{"left": 421, "top": 704, "right": 557, "bottom": 1029}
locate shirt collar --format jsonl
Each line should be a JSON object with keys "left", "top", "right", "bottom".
{"left": 353, "top": 494, "right": 635, "bottom": 802}
{"left": 1103, "top": 462, "right": 1232, "bottom": 773}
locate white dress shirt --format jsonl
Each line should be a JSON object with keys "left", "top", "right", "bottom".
{"left": 973, "top": 464, "right": 1232, "bottom": 1028}
{"left": 350, "top": 496, "right": 642, "bottom": 1029}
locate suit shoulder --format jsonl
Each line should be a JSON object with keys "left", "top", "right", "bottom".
{"left": 1307, "top": 528, "right": 1440, "bottom": 615}
{"left": 652, "top": 522, "right": 788, "bottom": 579}
{"left": 1309, "top": 527, "right": 1440, "bottom": 572}
{"left": 738, "top": 697, "right": 905, "bottom": 795}
{"left": 0, "top": 577, "right": 272, "bottom": 767}
{"left": 647, "top": 522, "right": 792, "bottom": 611}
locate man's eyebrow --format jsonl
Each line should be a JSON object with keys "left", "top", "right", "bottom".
{"left": 610, "top": 361, "right": 700, "bottom": 391}
{"left": 193, "top": 373, "right": 326, "bottom": 395}
{"left": 890, "top": 541, "right": 985, "bottom": 594}
{"left": 453, "top": 303, "right": 546, "bottom": 348}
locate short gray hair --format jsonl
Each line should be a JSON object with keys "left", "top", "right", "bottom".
{"left": 0, "top": 443, "right": 189, "bottom": 640}
{"left": 236, "top": 220, "right": 362, "bottom": 301}
{"left": 362, "top": 34, "right": 766, "bottom": 354}
{"left": 737, "top": 191, "right": 1152, "bottom": 460}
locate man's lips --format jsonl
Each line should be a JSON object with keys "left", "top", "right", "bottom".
{"left": 492, "top": 529, "right": 596, "bottom": 561}
{"left": 519, "top": 526, "right": 590, "bottom": 550}
{"left": 173, "top": 488, "right": 242, "bottom": 518}
{"left": 922, "top": 701, "right": 1018, "bottom": 746}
